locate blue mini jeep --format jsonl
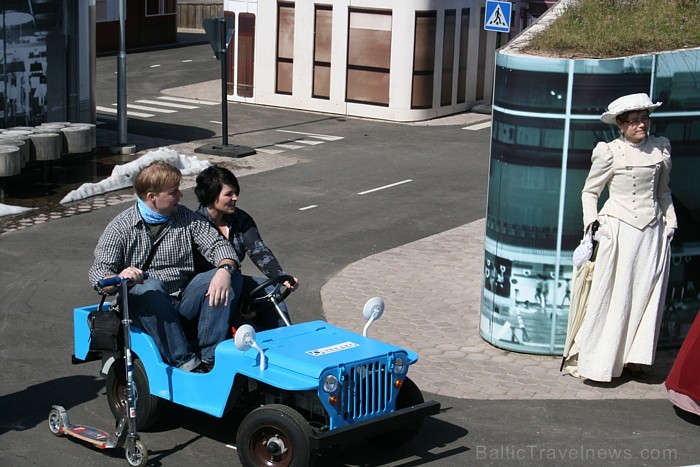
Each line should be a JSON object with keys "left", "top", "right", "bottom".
{"left": 72, "top": 276, "right": 440, "bottom": 466}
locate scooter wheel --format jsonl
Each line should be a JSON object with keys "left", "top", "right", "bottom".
{"left": 47, "top": 407, "right": 65, "bottom": 437}
{"left": 125, "top": 439, "right": 148, "bottom": 467}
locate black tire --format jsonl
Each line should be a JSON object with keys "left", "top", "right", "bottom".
{"left": 47, "top": 407, "right": 65, "bottom": 437}
{"left": 236, "top": 404, "right": 315, "bottom": 467}
{"left": 368, "top": 377, "right": 425, "bottom": 447}
{"left": 125, "top": 439, "right": 148, "bottom": 467}
{"left": 106, "top": 357, "right": 162, "bottom": 430}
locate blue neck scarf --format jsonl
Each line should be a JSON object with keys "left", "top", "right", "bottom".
{"left": 137, "top": 197, "right": 170, "bottom": 224}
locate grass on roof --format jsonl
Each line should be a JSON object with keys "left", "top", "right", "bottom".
{"left": 522, "top": 0, "right": 700, "bottom": 58}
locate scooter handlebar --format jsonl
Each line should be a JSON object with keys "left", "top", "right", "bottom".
{"left": 97, "top": 272, "right": 149, "bottom": 289}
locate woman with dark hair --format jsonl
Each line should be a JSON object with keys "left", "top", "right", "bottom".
{"left": 194, "top": 165, "right": 298, "bottom": 330}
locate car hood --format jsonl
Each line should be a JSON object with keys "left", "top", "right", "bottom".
{"left": 238, "top": 320, "right": 418, "bottom": 381}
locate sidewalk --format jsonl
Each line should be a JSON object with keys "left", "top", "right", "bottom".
{"left": 321, "top": 219, "right": 679, "bottom": 401}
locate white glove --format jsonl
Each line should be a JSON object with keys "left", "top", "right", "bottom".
{"left": 665, "top": 227, "right": 676, "bottom": 241}
{"left": 593, "top": 225, "right": 611, "bottom": 242}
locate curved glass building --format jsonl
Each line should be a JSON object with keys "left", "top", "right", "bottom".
{"left": 1, "top": 1, "right": 94, "bottom": 128}
{"left": 481, "top": 47, "right": 700, "bottom": 355}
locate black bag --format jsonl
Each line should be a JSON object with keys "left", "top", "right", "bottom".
{"left": 88, "top": 296, "right": 122, "bottom": 352}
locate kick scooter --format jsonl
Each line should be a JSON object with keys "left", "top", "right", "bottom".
{"left": 48, "top": 275, "right": 148, "bottom": 467}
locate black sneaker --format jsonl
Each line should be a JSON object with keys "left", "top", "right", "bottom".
{"left": 193, "top": 361, "right": 214, "bottom": 373}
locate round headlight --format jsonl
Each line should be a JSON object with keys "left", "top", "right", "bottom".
{"left": 393, "top": 356, "right": 406, "bottom": 375}
{"left": 323, "top": 374, "right": 339, "bottom": 393}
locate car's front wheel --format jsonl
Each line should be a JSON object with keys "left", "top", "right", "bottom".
{"left": 236, "top": 404, "right": 315, "bottom": 467}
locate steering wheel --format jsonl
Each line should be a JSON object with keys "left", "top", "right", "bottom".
{"left": 248, "top": 274, "right": 296, "bottom": 305}
{"left": 240, "top": 275, "right": 296, "bottom": 327}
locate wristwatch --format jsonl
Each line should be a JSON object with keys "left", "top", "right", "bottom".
{"left": 217, "top": 264, "right": 237, "bottom": 275}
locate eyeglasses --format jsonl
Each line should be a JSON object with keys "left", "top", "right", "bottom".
{"left": 624, "top": 116, "right": 651, "bottom": 126}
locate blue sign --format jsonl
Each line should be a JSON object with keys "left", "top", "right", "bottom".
{"left": 484, "top": 1, "right": 512, "bottom": 33}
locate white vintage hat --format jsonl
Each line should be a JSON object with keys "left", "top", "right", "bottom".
{"left": 600, "top": 93, "right": 662, "bottom": 124}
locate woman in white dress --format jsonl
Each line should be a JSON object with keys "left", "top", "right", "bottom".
{"left": 571, "top": 93, "right": 677, "bottom": 382}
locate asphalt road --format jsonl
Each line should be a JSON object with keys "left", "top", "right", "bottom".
{"left": 1, "top": 40, "right": 699, "bottom": 467}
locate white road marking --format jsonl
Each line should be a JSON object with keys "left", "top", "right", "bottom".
{"left": 296, "top": 139, "right": 324, "bottom": 146}
{"left": 96, "top": 106, "right": 118, "bottom": 114}
{"left": 256, "top": 147, "right": 285, "bottom": 155}
{"left": 299, "top": 205, "right": 318, "bottom": 211}
{"left": 150, "top": 64, "right": 161, "bottom": 68}
{"left": 462, "top": 121, "right": 492, "bottom": 131}
{"left": 358, "top": 179, "right": 413, "bottom": 195}
{"left": 135, "top": 99, "right": 199, "bottom": 109}
{"left": 277, "top": 130, "right": 344, "bottom": 141}
{"left": 275, "top": 143, "right": 304, "bottom": 150}
{"left": 97, "top": 106, "right": 155, "bottom": 118}
{"left": 210, "top": 120, "right": 222, "bottom": 124}
{"left": 182, "top": 59, "right": 193, "bottom": 63}
{"left": 158, "top": 96, "right": 219, "bottom": 105}
{"left": 123, "top": 104, "right": 177, "bottom": 113}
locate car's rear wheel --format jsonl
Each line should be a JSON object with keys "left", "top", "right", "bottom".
{"left": 106, "top": 357, "right": 162, "bottom": 430}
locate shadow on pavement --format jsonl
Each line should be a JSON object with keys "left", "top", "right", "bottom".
{"left": 137, "top": 399, "right": 468, "bottom": 466}
{"left": 0, "top": 375, "right": 105, "bottom": 436}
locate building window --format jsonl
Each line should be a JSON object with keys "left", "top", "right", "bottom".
{"left": 96, "top": 0, "right": 119, "bottom": 23}
{"left": 411, "top": 11, "right": 436, "bottom": 109}
{"left": 476, "top": 7, "right": 488, "bottom": 101}
{"left": 238, "top": 13, "right": 256, "bottom": 98}
{"left": 441, "top": 10, "right": 456, "bottom": 107}
{"left": 313, "top": 5, "right": 332, "bottom": 99}
{"left": 276, "top": 2, "right": 295, "bottom": 95}
{"left": 226, "top": 12, "right": 236, "bottom": 95}
{"left": 145, "top": 0, "right": 176, "bottom": 17}
{"left": 346, "top": 8, "right": 391, "bottom": 106}
{"left": 457, "top": 9, "right": 470, "bottom": 104}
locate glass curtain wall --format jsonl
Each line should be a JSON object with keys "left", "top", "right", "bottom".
{"left": 482, "top": 50, "right": 700, "bottom": 355}
{"left": 1, "top": 1, "right": 93, "bottom": 127}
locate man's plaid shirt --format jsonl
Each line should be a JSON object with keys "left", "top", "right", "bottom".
{"left": 89, "top": 204, "right": 238, "bottom": 294}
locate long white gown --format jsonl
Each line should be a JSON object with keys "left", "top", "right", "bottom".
{"left": 574, "top": 136, "right": 675, "bottom": 382}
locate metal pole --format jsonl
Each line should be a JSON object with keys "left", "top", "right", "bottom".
{"left": 220, "top": 18, "right": 228, "bottom": 147}
{"left": 117, "top": 0, "right": 127, "bottom": 146}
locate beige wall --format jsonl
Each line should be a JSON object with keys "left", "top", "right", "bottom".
{"left": 225, "top": 0, "right": 497, "bottom": 122}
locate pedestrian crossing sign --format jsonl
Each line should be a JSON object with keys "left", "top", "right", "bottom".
{"left": 484, "top": 0, "right": 512, "bottom": 33}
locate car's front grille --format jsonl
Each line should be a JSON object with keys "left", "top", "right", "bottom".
{"left": 339, "top": 358, "right": 393, "bottom": 422}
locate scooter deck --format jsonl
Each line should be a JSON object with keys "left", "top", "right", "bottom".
{"left": 63, "top": 424, "right": 115, "bottom": 448}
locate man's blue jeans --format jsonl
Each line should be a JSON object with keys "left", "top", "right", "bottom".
{"left": 127, "top": 269, "right": 242, "bottom": 369}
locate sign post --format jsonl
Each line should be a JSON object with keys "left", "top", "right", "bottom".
{"left": 196, "top": 17, "right": 256, "bottom": 158}
{"left": 484, "top": 0, "right": 512, "bottom": 33}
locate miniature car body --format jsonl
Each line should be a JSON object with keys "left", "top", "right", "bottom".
{"left": 72, "top": 296, "right": 440, "bottom": 466}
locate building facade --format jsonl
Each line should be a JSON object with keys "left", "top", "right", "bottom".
{"left": 223, "top": 0, "right": 503, "bottom": 121}
{"left": 96, "top": 0, "right": 178, "bottom": 53}
{"left": 0, "top": 1, "right": 95, "bottom": 128}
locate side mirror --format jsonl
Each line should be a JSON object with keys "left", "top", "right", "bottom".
{"left": 234, "top": 324, "right": 266, "bottom": 370}
{"left": 362, "top": 297, "right": 384, "bottom": 337}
